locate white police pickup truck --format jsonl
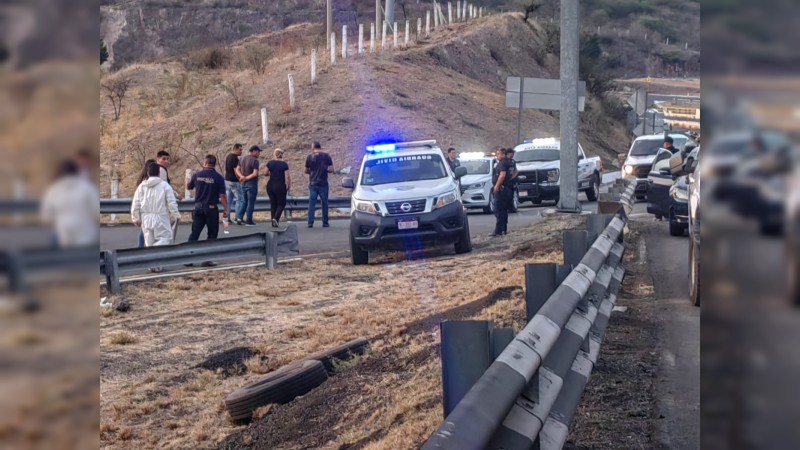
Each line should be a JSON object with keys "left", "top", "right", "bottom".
{"left": 513, "top": 138, "right": 603, "bottom": 205}
{"left": 341, "top": 140, "right": 471, "bottom": 265}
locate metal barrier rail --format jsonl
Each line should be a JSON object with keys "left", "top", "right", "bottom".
{"left": 423, "top": 180, "right": 635, "bottom": 450}
{"left": 101, "top": 231, "right": 287, "bottom": 293}
{"left": 0, "top": 246, "right": 100, "bottom": 292}
{"left": 0, "top": 196, "right": 352, "bottom": 215}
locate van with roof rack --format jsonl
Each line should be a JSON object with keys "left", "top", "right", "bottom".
{"left": 341, "top": 140, "right": 471, "bottom": 265}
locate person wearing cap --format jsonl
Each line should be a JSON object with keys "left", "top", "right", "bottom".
{"left": 491, "top": 148, "right": 514, "bottom": 236}
{"left": 236, "top": 145, "right": 262, "bottom": 226}
{"left": 505, "top": 148, "right": 519, "bottom": 213}
{"left": 663, "top": 136, "right": 678, "bottom": 154}
{"left": 305, "top": 141, "right": 334, "bottom": 228}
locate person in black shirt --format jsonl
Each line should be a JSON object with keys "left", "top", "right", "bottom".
{"left": 505, "top": 148, "right": 519, "bottom": 213}
{"left": 446, "top": 147, "right": 461, "bottom": 173}
{"left": 265, "top": 148, "right": 291, "bottom": 228}
{"left": 663, "top": 136, "right": 678, "bottom": 154}
{"left": 186, "top": 155, "right": 228, "bottom": 248}
{"left": 491, "top": 148, "right": 514, "bottom": 236}
{"left": 224, "top": 143, "right": 243, "bottom": 222}
{"left": 305, "top": 141, "right": 334, "bottom": 228}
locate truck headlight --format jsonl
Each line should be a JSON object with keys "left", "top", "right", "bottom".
{"left": 624, "top": 165, "right": 634, "bottom": 175}
{"left": 352, "top": 198, "right": 379, "bottom": 214}
{"left": 434, "top": 190, "right": 459, "bottom": 209}
{"left": 547, "top": 169, "right": 559, "bottom": 182}
{"left": 670, "top": 185, "right": 688, "bottom": 201}
{"left": 464, "top": 182, "right": 485, "bottom": 190}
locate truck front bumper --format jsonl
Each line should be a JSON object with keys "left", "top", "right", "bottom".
{"left": 350, "top": 201, "right": 466, "bottom": 251}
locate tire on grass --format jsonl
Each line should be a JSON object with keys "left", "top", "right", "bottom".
{"left": 225, "top": 359, "right": 327, "bottom": 421}
{"left": 303, "top": 337, "right": 370, "bottom": 374}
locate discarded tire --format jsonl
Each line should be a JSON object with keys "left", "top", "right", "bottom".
{"left": 224, "top": 359, "right": 327, "bottom": 421}
{"left": 304, "top": 337, "right": 370, "bottom": 374}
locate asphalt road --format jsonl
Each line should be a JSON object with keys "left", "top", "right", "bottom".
{"left": 637, "top": 216, "right": 700, "bottom": 450}
{"left": 98, "top": 201, "right": 599, "bottom": 253}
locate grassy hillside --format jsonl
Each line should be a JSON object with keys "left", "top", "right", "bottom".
{"left": 99, "top": 13, "right": 630, "bottom": 199}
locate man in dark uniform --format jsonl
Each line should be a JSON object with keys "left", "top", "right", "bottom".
{"left": 491, "top": 148, "right": 514, "bottom": 236}
{"left": 505, "top": 148, "right": 519, "bottom": 213}
{"left": 663, "top": 136, "right": 678, "bottom": 154}
{"left": 446, "top": 147, "right": 461, "bottom": 173}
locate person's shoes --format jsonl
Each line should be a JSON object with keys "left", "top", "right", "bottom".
{"left": 308, "top": 223, "right": 314, "bottom": 228}
{"left": 201, "top": 261, "right": 218, "bottom": 267}
{"left": 149, "top": 267, "right": 164, "bottom": 273}
{"left": 184, "top": 263, "right": 195, "bottom": 267}
{"left": 244, "top": 222, "right": 257, "bottom": 227}
{"left": 271, "top": 219, "right": 278, "bottom": 228}
{"left": 322, "top": 223, "right": 330, "bottom": 228}
{"left": 235, "top": 220, "right": 244, "bottom": 226}
{"left": 490, "top": 233, "right": 500, "bottom": 237}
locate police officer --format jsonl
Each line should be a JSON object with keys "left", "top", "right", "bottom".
{"left": 505, "top": 148, "right": 519, "bottom": 213}
{"left": 491, "top": 148, "right": 514, "bottom": 236}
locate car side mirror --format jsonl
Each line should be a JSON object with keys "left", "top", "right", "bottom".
{"left": 342, "top": 177, "right": 355, "bottom": 189}
{"left": 454, "top": 166, "right": 468, "bottom": 179}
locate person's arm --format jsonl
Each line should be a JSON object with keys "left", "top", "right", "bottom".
{"left": 166, "top": 186, "right": 180, "bottom": 223}
{"left": 245, "top": 161, "right": 260, "bottom": 181}
{"left": 235, "top": 164, "right": 244, "bottom": 182}
{"left": 493, "top": 171, "right": 507, "bottom": 193}
{"left": 220, "top": 193, "right": 229, "bottom": 218}
{"left": 304, "top": 155, "right": 311, "bottom": 175}
{"left": 187, "top": 173, "right": 196, "bottom": 191}
{"left": 131, "top": 185, "right": 142, "bottom": 226}
{"left": 286, "top": 169, "right": 292, "bottom": 192}
{"left": 264, "top": 161, "right": 271, "bottom": 177}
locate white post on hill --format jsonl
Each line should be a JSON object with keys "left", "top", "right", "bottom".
{"left": 110, "top": 173, "right": 119, "bottom": 223}
{"left": 184, "top": 169, "right": 193, "bottom": 200}
{"left": 342, "top": 25, "right": 348, "bottom": 59}
{"left": 330, "top": 33, "right": 336, "bottom": 65}
{"left": 287, "top": 74, "right": 296, "bottom": 111}
{"left": 417, "top": 18, "right": 422, "bottom": 40}
{"left": 382, "top": 21, "right": 388, "bottom": 50}
{"left": 359, "top": 24, "right": 364, "bottom": 54}
{"left": 261, "top": 107, "right": 269, "bottom": 143}
{"left": 448, "top": 2, "right": 452, "bottom": 24}
{"left": 371, "top": 23, "right": 376, "bottom": 53}
{"left": 457, "top": 1, "right": 461, "bottom": 21}
{"left": 426, "top": 10, "right": 430, "bottom": 36}
{"left": 393, "top": 22, "right": 399, "bottom": 48}
{"left": 434, "top": 4, "right": 439, "bottom": 28}
{"left": 405, "top": 20, "right": 410, "bottom": 46}
{"left": 311, "top": 48, "right": 317, "bottom": 83}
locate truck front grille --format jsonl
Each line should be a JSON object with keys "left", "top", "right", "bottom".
{"left": 385, "top": 199, "right": 426, "bottom": 215}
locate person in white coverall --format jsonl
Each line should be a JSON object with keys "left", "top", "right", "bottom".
{"left": 131, "top": 162, "right": 181, "bottom": 247}
{"left": 40, "top": 160, "right": 100, "bottom": 248}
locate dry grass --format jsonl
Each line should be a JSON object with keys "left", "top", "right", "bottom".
{"left": 100, "top": 213, "right": 581, "bottom": 450}
{"left": 107, "top": 330, "right": 138, "bottom": 346}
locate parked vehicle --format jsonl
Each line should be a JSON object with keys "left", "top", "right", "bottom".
{"left": 623, "top": 133, "right": 692, "bottom": 200}
{"left": 513, "top": 138, "right": 603, "bottom": 205}
{"left": 646, "top": 147, "right": 696, "bottom": 236}
{"left": 342, "top": 140, "right": 471, "bottom": 265}
{"left": 687, "top": 146, "right": 701, "bottom": 307}
{"left": 458, "top": 153, "right": 519, "bottom": 214}
{"left": 787, "top": 165, "right": 800, "bottom": 306}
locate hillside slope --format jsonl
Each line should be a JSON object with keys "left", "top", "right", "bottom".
{"left": 99, "top": 13, "right": 630, "bottom": 198}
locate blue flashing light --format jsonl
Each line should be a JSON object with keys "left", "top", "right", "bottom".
{"left": 366, "top": 143, "right": 396, "bottom": 153}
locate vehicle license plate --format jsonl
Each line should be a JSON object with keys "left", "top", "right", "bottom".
{"left": 397, "top": 219, "right": 419, "bottom": 230}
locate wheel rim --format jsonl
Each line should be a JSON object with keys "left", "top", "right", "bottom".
{"left": 514, "top": 192, "right": 519, "bottom": 209}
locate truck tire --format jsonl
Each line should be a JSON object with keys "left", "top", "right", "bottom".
{"left": 510, "top": 190, "right": 520, "bottom": 213}
{"left": 669, "top": 209, "right": 685, "bottom": 236}
{"left": 689, "top": 237, "right": 700, "bottom": 307}
{"left": 225, "top": 360, "right": 328, "bottom": 421}
{"left": 304, "top": 338, "right": 370, "bottom": 374}
{"left": 585, "top": 173, "right": 600, "bottom": 202}
{"left": 484, "top": 192, "right": 494, "bottom": 214}
{"left": 454, "top": 218, "right": 472, "bottom": 254}
{"left": 350, "top": 234, "right": 368, "bottom": 265}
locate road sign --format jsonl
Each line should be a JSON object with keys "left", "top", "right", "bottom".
{"left": 505, "top": 77, "right": 586, "bottom": 112}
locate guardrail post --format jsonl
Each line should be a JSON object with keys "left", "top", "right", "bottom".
{"left": 563, "top": 230, "right": 588, "bottom": 268}
{"left": 440, "top": 320, "right": 493, "bottom": 417}
{"left": 525, "top": 263, "right": 557, "bottom": 322}
{"left": 265, "top": 232, "right": 277, "bottom": 270}
{"left": 491, "top": 327, "right": 515, "bottom": 361}
{"left": 556, "top": 264, "right": 571, "bottom": 285}
{"left": 7, "top": 252, "right": 24, "bottom": 293}
{"left": 104, "top": 250, "right": 121, "bottom": 294}
{"left": 586, "top": 214, "right": 613, "bottom": 245}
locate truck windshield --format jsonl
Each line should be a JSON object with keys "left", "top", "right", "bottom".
{"left": 515, "top": 149, "right": 561, "bottom": 162}
{"left": 459, "top": 159, "right": 491, "bottom": 174}
{"left": 361, "top": 154, "right": 448, "bottom": 186}
{"left": 629, "top": 140, "right": 663, "bottom": 156}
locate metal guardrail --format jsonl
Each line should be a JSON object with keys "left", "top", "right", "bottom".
{"left": 101, "top": 229, "right": 296, "bottom": 293}
{"left": 0, "top": 196, "right": 352, "bottom": 215}
{"left": 423, "top": 180, "right": 634, "bottom": 450}
{"left": 0, "top": 246, "right": 100, "bottom": 292}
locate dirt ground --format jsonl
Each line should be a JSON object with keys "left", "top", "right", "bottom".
{"left": 565, "top": 224, "right": 660, "bottom": 449}
{"left": 100, "top": 214, "right": 584, "bottom": 450}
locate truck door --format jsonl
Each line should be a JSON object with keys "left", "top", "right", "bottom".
{"left": 647, "top": 149, "right": 674, "bottom": 219}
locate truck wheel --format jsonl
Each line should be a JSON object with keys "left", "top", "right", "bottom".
{"left": 350, "top": 234, "right": 368, "bottom": 265}
{"left": 455, "top": 217, "right": 472, "bottom": 254}
{"left": 484, "top": 192, "right": 494, "bottom": 214}
{"left": 510, "top": 190, "right": 520, "bottom": 212}
{"left": 669, "top": 209, "right": 684, "bottom": 236}
{"left": 689, "top": 237, "right": 700, "bottom": 307}
{"left": 585, "top": 173, "right": 600, "bottom": 202}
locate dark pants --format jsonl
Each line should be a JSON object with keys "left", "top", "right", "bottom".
{"left": 308, "top": 184, "right": 329, "bottom": 225}
{"left": 137, "top": 229, "right": 145, "bottom": 248}
{"left": 267, "top": 183, "right": 288, "bottom": 222}
{"left": 188, "top": 206, "right": 220, "bottom": 241}
{"left": 493, "top": 187, "right": 512, "bottom": 234}
{"left": 238, "top": 181, "right": 258, "bottom": 223}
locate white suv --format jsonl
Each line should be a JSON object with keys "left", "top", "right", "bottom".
{"left": 342, "top": 140, "right": 471, "bottom": 265}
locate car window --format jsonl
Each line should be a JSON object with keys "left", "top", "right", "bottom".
{"left": 629, "top": 139, "right": 663, "bottom": 156}
{"left": 361, "top": 154, "right": 447, "bottom": 186}
{"left": 654, "top": 158, "right": 671, "bottom": 172}
{"left": 652, "top": 148, "right": 672, "bottom": 172}
{"left": 459, "top": 159, "right": 491, "bottom": 175}
{"left": 515, "top": 149, "right": 560, "bottom": 162}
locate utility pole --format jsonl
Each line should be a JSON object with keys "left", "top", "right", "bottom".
{"left": 326, "top": 0, "right": 332, "bottom": 49}
{"left": 385, "top": 0, "right": 395, "bottom": 28}
{"left": 557, "top": 0, "right": 581, "bottom": 213}
{"left": 376, "top": 0, "right": 381, "bottom": 41}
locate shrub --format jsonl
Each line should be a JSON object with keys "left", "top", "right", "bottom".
{"left": 236, "top": 42, "right": 274, "bottom": 75}
{"left": 183, "top": 46, "right": 231, "bottom": 70}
